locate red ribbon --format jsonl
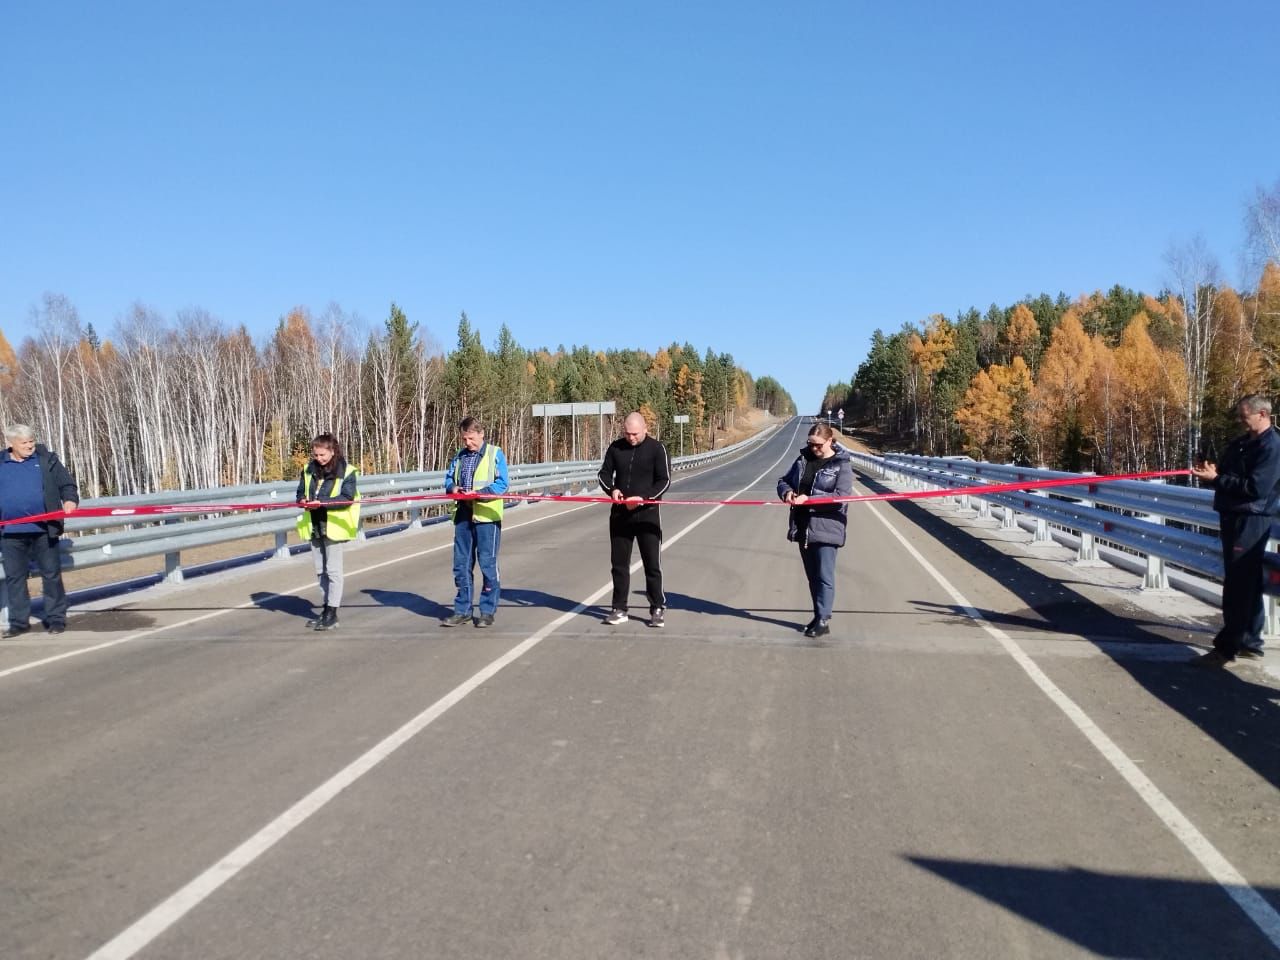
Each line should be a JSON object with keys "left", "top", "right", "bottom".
{"left": 0, "top": 469, "right": 1191, "bottom": 527}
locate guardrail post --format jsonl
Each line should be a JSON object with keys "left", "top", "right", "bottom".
{"left": 1032, "top": 516, "right": 1052, "bottom": 543}
{"left": 1001, "top": 504, "right": 1018, "bottom": 530}
{"left": 0, "top": 579, "right": 8, "bottom": 630}
{"left": 1072, "top": 499, "right": 1103, "bottom": 564}
{"left": 1142, "top": 552, "right": 1169, "bottom": 589}
{"left": 273, "top": 531, "right": 290, "bottom": 559}
{"left": 1076, "top": 530, "right": 1100, "bottom": 562}
{"left": 1140, "top": 510, "right": 1170, "bottom": 589}
{"left": 1029, "top": 492, "right": 1055, "bottom": 545}
{"left": 976, "top": 498, "right": 991, "bottom": 520}
{"left": 164, "top": 551, "right": 185, "bottom": 584}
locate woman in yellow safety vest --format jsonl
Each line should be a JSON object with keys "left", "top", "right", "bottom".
{"left": 296, "top": 433, "right": 360, "bottom": 631}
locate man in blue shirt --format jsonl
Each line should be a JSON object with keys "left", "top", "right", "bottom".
{"left": 441, "top": 417, "right": 509, "bottom": 628}
{"left": 1, "top": 424, "right": 80, "bottom": 638}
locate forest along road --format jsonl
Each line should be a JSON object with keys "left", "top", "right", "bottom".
{"left": 2, "top": 418, "right": 1278, "bottom": 959}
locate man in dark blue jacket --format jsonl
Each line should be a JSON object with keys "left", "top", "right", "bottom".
{"left": 1189, "top": 394, "right": 1280, "bottom": 667}
{"left": 0, "top": 424, "right": 80, "bottom": 638}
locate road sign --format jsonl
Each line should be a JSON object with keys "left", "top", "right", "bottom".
{"left": 532, "top": 401, "right": 617, "bottom": 460}
{"left": 673, "top": 415, "right": 690, "bottom": 456}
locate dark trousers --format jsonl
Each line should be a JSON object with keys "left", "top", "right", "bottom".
{"left": 609, "top": 510, "right": 664, "bottom": 612}
{"left": 2, "top": 531, "right": 68, "bottom": 628}
{"left": 800, "top": 542, "right": 839, "bottom": 621}
{"left": 1213, "top": 513, "right": 1270, "bottom": 658}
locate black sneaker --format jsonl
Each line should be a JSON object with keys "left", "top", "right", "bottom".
{"left": 804, "top": 620, "right": 830, "bottom": 639}
{"left": 441, "top": 612, "right": 471, "bottom": 627}
{"left": 1237, "top": 648, "right": 1265, "bottom": 661}
{"left": 2, "top": 625, "right": 30, "bottom": 640}
{"left": 648, "top": 608, "right": 665, "bottom": 628}
{"left": 603, "top": 609, "right": 629, "bottom": 625}
{"left": 45, "top": 623, "right": 66, "bottom": 635}
{"left": 475, "top": 614, "right": 494, "bottom": 628}
{"left": 1188, "top": 649, "right": 1232, "bottom": 669}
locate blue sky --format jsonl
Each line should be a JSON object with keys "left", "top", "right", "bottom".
{"left": 2, "top": 1, "right": 1277, "bottom": 412}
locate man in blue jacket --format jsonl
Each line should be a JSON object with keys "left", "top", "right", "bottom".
{"left": 1190, "top": 394, "right": 1280, "bottom": 667}
{"left": 1, "top": 424, "right": 80, "bottom": 638}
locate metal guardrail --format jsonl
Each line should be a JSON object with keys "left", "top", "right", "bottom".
{"left": 10, "top": 424, "right": 780, "bottom": 595}
{"left": 849, "top": 451, "right": 1279, "bottom": 632}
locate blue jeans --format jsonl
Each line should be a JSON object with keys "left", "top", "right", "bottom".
{"left": 800, "top": 542, "right": 838, "bottom": 621}
{"left": 453, "top": 520, "right": 501, "bottom": 616}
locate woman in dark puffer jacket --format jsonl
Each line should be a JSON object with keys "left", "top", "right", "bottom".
{"left": 777, "top": 422, "right": 853, "bottom": 638}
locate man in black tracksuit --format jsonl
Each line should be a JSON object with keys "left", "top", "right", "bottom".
{"left": 598, "top": 411, "right": 671, "bottom": 628}
{"left": 1190, "top": 393, "right": 1280, "bottom": 667}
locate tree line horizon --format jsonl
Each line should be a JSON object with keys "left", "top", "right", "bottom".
{"left": 827, "top": 180, "right": 1280, "bottom": 472}
{"left": 0, "top": 301, "right": 797, "bottom": 499}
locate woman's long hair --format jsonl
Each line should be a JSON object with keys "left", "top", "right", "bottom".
{"left": 311, "top": 433, "right": 344, "bottom": 477}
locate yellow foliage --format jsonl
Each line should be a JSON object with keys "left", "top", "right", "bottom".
{"left": 955, "top": 357, "right": 1033, "bottom": 459}
{"left": 649, "top": 348, "right": 672, "bottom": 381}
{"left": 1035, "top": 310, "right": 1094, "bottom": 412}
{"left": 910, "top": 315, "right": 954, "bottom": 379}
{"left": 1208, "top": 287, "right": 1265, "bottom": 406}
{"left": 1003, "top": 304, "right": 1040, "bottom": 359}
{"left": 0, "top": 330, "right": 16, "bottom": 392}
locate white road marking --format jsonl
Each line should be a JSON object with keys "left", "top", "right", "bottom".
{"left": 864, "top": 499, "right": 1280, "bottom": 949}
{"left": 82, "top": 424, "right": 804, "bottom": 960}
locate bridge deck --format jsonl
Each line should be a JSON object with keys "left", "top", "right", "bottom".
{"left": 3, "top": 421, "right": 1278, "bottom": 959}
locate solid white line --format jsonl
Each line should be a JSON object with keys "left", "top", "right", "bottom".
{"left": 863, "top": 499, "right": 1280, "bottom": 948}
{"left": 0, "top": 503, "right": 593, "bottom": 681}
{"left": 82, "top": 422, "right": 804, "bottom": 960}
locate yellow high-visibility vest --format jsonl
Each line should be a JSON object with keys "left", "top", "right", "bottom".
{"left": 450, "top": 445, "right": 503, "bottom": 523}
{"left": 296, "top": 463, "right": 361, "bottom": 541}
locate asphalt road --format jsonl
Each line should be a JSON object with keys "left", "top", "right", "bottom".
{"left": 2, "top": 418, "right": 1278, "bottom": 959}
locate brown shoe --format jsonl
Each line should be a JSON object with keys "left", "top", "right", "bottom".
{"left": 1188, "top": 650, "right": 1232, "bottom": 669}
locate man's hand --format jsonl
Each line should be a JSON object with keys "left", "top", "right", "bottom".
{"left": 625, "top": 495, "right": 644, "bottom": 512}
{"left": 1190, "top": 461, "right": 1218, "bottom": 483}
{"left": 62, "top": 501, "right": 78, "bottom": 514}
{"left": 611, "top": 489, "right": 625, "bottom": 503}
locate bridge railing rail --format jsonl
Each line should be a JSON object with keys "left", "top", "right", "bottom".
{"left": 848, "top": 450, "right": 1279, "bottom": 632}
{"left": 15, "top": 424, "right": 779, "bottom": 588}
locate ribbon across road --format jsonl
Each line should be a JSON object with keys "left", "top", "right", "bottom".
{"left": 0, "top": 469, "right": 1192, "bottom": 528}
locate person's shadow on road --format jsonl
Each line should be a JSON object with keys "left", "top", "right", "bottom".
{"left": 363, "top": 589, "right": 450, "bottom": 619}
{"left": 663, "top": 591, "right": 804, "bottom": 631}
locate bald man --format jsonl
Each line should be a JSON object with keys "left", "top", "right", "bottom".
{"left": 597, "top": 412, "right": 671, "bottom": 627}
